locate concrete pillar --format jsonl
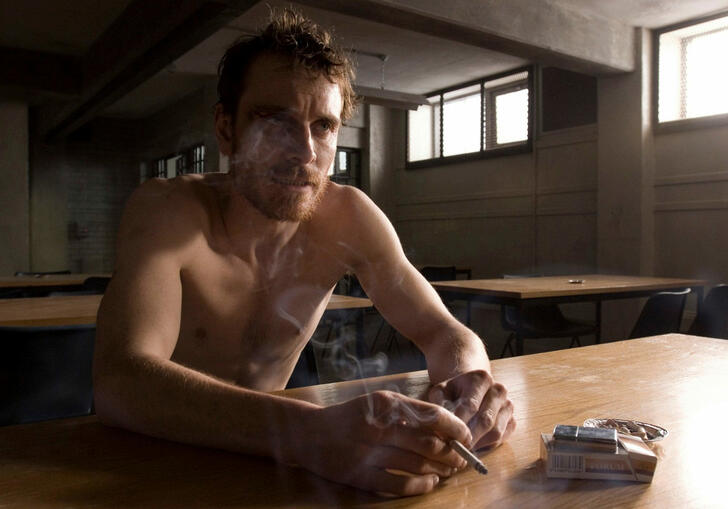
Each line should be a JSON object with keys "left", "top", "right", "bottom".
{"left": 0, "top": 102, "right": 30, "bottom": 275}
{"left": 367, "top": 104, "right": 405, "bottom": 220}
{"left": 597, "top": 28, "right": 654, "bottom": 275}
{"left": 596, "top": 28, "right": 654, "bottom": 339}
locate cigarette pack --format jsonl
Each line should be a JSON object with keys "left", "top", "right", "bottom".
{"left": 540, "top": 433, "right": 657, "bottom": 482}
{"left": 552, "top": 424, "right": 618, "bottom": 453}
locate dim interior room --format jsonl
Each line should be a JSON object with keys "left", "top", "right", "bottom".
{"left": 2, "top": 0, "right": 728, "bottom": 365}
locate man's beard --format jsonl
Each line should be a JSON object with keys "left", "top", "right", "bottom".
{"left": 234, "top": 163, "right": 328, "bottom": 222}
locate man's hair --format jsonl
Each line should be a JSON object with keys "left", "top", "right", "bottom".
{"left": 217, "top": 8, "right": 358, "bottom": 122}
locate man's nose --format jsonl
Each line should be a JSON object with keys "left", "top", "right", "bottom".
{"left": 284, "top": 124, "right": 316, "bottom": 165}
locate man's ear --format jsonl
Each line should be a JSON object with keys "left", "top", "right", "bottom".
{"left": 214, "top": 104, "right": 234, "bottom": 156}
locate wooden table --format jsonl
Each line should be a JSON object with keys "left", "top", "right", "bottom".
{"left": 0, "top": 293, "right": 373, "bottom": 327}
{"left": 1, "top": 334, "right": 725, "bottom": 508}
{"left": 0, "top": 273, "right": 109, "bottom": 289}
{"left": 432, "top": 274, "right": 707, "bottom": 354}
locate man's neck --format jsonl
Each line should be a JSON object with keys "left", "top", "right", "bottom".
{"left": 217, "top": 175, "right": 303, "bottom": 264}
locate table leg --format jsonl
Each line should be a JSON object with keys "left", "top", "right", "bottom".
{"left": 595, "top": 300, "right": 602, "bottom": 344}
{"left": 355, "top": 309, "right": 367, "bottom": 360}
{"left": 694, "top": 286, "right": 704, "bottom": 317}
{"left": 515, "top": 305, "right": 524, "bottom": 356}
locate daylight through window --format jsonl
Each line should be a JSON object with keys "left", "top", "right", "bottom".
{"left": 407, "top": 68, "right": 531, "bottom": 166}
{"left": 657, "top": 13, "right": 728, "bottom": 123}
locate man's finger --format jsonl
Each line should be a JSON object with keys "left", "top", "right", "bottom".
{"left": 366, "top": 445, "right": 458, "bottom": 478}
{"left": 451, "top": 376, "right": 489, "bottom": 425}
{"left": 473, "top": 400, "right": 515, "bottom": 449}
{"left": 427, "top": 384, "right": 446, "bottom": 406}
{"left": 383, "top": 422, "right": 469, "bottom": 468}
{"left": 468, "top": 383, "right": 508, "bottom": 441}
{"left": 365, "top": 469, "right": 441, "bottom": 497}
{"left": 391, "top": 395, "right": 472, "bottom": 445}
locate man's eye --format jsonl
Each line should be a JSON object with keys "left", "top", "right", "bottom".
{"left": 316, "top": 120, "right": 335, "bottom": 133}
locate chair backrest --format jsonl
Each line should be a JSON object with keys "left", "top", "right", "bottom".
{"left": 629, "top": 289, "right": 690, "bottom": 339}
{"left": 687, "top": 284, "right": 728, "bottom": 339}
{"left": 83, "top": 277, "right": 111, "bottom": 294}
{"left": 499, "top": 274, "right": 569, "bottom": 329}
{"left": 420, "top": 266, "right": 457, "bottom": 282}
{"left": 14, "top": 270, "right": 71, "bottom": 277}
{"left": 0, "top": 325, "right": 96, "bottom": 426}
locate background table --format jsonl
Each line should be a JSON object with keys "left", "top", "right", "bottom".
{"left": 433, "top": 274, "right": 706, "bottom": 353}
{"left": 1, "top": 334, "right": 725, "bottom": 508}
{"left": 0, "top": 274, "right": 109, "bottom": 289}
{"left": 0, "top": 293, "right": 373, "bottom": 327}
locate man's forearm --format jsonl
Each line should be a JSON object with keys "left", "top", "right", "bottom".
{"left": 421, "top": 322, "right": 490, "bottom": 384}
{"left": 94, "top": 354, "right": 317, "bottom": 464}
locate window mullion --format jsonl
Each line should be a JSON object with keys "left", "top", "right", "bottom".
{"left": 439, "top": 94, "right": 444, "bottom": 159}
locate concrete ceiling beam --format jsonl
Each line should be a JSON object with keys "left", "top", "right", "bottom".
{"left": 297, "top": 0, "right": 635, "bottom": 75}
{"left": 38, "top": 0, "right": 259, "bottom": 142}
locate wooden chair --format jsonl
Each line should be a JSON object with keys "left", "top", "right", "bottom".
{"left": 0, "top": 325, "right": 95, "bottom": 426}
{"left": 629, "top": 289, "right": 690, "bottom": 339}
{"left": 687, "top": 284, "right": 728, "bottom": 339}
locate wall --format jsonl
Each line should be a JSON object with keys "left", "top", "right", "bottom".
{"left": 653, "top": 123, "right": 728, "bottom": 284}
{"left": 394, "top": 72, "right": 598, "bottom": 279}
{"left": 0, "top": 102, "right": 30, "bottom": 275}
{"left": 30, "top": 119, "right": 140, "bottom": 273}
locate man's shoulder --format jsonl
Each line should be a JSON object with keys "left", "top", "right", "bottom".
{"left": 121, "top": 173, "right": 227, "bottom": 241}
{"left": 310, "top": 183, "right": 391, "bottom": 240}
{"left": 127, "top": 173, "right": 225, "bottom": 217}
{"left": 316, "top": 182, "right": 373, "bottom": 217}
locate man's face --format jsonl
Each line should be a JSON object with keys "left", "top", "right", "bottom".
{"left": 226, "top": 53, "right": 342, "bottom": 222}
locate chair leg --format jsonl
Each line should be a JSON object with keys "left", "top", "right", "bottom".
{"left": 569, "top": 336, "right": 582, "bottom": 348}
{"left": 384, "top": 327, "right": 400, "bottom": 356}
{"left": 500, "top": 333, "right": 516, "bottom": 358}
{"left": 370, "top": 317, "right": 389, "bottom": 355}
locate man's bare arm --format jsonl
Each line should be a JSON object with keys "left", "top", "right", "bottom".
{"left": 94, "top": 179, "right": 472, "bottom": 495}
{"left": 342, "top": 187, "right": 515, "bottom": 448}
{"left": 93, "top": 179, "right": 317, "bottom": 461}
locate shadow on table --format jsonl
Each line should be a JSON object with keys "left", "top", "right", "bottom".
{"left": 1, "top": 418, "right": 384, "bottom": 507}
{"left": 508, "top": 459, "right": 651, "bottom": 505}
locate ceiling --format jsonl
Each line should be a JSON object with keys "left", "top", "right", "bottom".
{"left": 3, "top": 0, "right": 728, "bottom": 126}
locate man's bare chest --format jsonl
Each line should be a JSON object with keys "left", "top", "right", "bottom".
{"left": 170, "top": 242, "right": 346, "bottom": 386}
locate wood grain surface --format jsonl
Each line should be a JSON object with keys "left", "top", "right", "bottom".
{"left": 0, "top": 274, "right": 109, "bottom": 288}
{"left": 432, "top": 274, "right": 706, "bottom": 299}
{"left": 0, "top": 293, "right": 372, "bottom": 327}
{"left": 1, "top": 334, "right": 725, "bottom": 508}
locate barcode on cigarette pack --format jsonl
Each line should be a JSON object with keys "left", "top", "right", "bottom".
{"left": 550, "top": 454, "right": 584, "bottom": 472}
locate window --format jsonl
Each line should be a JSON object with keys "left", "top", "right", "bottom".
{"left": 328, "top": 148, "right": 361, "bottom": 188}
{"left": 151, "top": 143, "right": 206, "bottom": 179}
{"left": 407, "top": 67, "right": 532, "bottom": 167}
{"left": 656, "top": 12, "right": 728, "bottom": 125}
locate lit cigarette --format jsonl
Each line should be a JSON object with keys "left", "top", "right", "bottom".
{"left": 450, "top": 440, "right": 488, "bottom": 475}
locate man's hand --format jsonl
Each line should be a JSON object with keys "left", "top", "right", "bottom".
{"left": 427, "top": 370, "right": 516, "bottom": 450}
{"left": 296, "top": 390, "right": 472, "bottom": 496}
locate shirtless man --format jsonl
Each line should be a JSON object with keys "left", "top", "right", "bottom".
{"left": 94, "top": 10, "right": 515, "bottom": 496}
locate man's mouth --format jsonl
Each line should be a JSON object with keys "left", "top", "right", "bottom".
{"left": 271, "top": 176, "right": 314, "bottom": 187}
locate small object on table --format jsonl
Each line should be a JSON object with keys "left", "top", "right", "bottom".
{"left": 583, "top": 418, "right": 668, "bottom": 442}
{"left": 449, "top": 440, "right": 488, "bottom": 475}
{"left": 568, "top": 279, "right": 585, "bottom": 284}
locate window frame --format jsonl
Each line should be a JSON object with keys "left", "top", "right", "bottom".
{"left": 151, "top": 143, "right": 206, "bottom": 179}
{"left": 406, "top": 65, "right": 534, "bottom": 170}
{"left": 653, "top": 10, "right": 728, "bottom": 133}
{"left": 329, "top": 147, "right": 362, "bottom": 188}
